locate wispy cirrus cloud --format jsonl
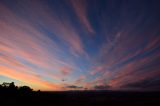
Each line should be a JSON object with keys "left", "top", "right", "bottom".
{"left": 0, "top": 2, "right": 81, "bottom": 90}
{"left": 0, "top": 0, "right": 160, "bottom": 91}
{"left": 89, "top": 18, "right": 160, "bottom": 90}
{"left": 75, "top": 75, "right": 86, "bottom": 84}
{"left": 69, "top": 0, "right": 94, "bottom": 34}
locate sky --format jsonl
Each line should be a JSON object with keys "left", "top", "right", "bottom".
{"left": 0, "top": 0, "right": 160, "bottom": 91}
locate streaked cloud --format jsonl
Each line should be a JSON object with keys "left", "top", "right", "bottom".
{"left": 69, "top": 0, "right": 94, "bottom": 34}
{"left": 94, "top": 85, "right": 110, "bottom": 90}
{"left": 0, "top": 0, "right": 160, "bottom": 91}
{"left": 66, "top": 85, "right": 83, "bottom": 89}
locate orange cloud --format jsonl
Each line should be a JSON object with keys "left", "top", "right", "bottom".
{"left": 0, "top": 66, "right": 62, "bottom": 91}
{"left": 0, "top": 3, "right": 79, "bottom": 90}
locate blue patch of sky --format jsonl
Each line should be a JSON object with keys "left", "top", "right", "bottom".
{"left": 0, "top": 75, "right": 26, "bottom": 86}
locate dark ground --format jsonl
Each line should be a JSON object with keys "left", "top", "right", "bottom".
{"left": 0, "top": 91, "right": 160, "bottom": 106}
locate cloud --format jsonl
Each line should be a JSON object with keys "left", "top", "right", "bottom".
{"left": 90, "top": 65, "right": 105, "bottom": 75}
{"left": 13, "top": 0, "right": 85, "bottom": 56}
{"left": 69, "top": 0, "right": 94, "bottom": 34}
{"left": 0, "top": 2, "right": 79, "bottom": 90}
{"left": 89, "top": 12, "right": 160, "bottom": 90}
{"left": 94, "top": 85, "right": 110, "bottom": 90}
{"left": 108, "top": 53, "right": 160, "bottom": 89}
{"left": 60, "top": 66, "right": 73, "bottom": 76}
{"left": 0, "top": 0, "right": 160, "bottom": 91}
{"left": 0, "top": 65, "right": 62, "bottom": 91}
{"left": 75, "top": 75, "right": 86, "bottom": 84}
{"left": 66, "top": 85, "right": 83, "bottom": 89}
{"left": 121, "top": 78, "right": 160, "bottom": 91}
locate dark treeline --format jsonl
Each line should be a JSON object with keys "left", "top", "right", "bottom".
{"left": 0, "top": 82, "right": 39, "bottom": 95}
{"left": 0, "top": 82, "right": 160, "bottom": 106}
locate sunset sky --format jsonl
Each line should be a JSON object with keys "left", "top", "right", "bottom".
{"left": 0, "top": 0, "right": 160, "bottom": 91}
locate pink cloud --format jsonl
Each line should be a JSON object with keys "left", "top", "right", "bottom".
{"left": 60, "top": 66, "right": 73, "bottom": 76}
{"left": 90, "top": 65, "right": 105, "bottom": 75}
{"left": 75, "top": 75, "right": 86, "bottom": 84}
{"left": 108, "top": 53, "right": 160, "bottom": 88}
{"left": 0, "top": 3, "right": 79, "bottom": 90}
{"left": 69, "top": 0, "right": 94, "bottom": 34}
{"left": 0, "top": 66, "right": 63, "bottom": 91}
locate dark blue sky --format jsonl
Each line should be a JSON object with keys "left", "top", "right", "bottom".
{"left": 0, "top": 0, "right": 160, "bottom": 91}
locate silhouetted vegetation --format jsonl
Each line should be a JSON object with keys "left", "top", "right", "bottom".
{"left": 0, "top": 82, "right": 160, "bottom": 106}
{"left": 0, "top": 82, "right": 34, "bottom": 94}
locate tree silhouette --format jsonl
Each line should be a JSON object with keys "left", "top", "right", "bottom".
{"left": 8, "top": 82, "right": 18, "bottom": 92}
{"left": 2, "top": 82, "right": 10, "bottom": 88}
{"left": 19, "top": 86, "right": 33, "bottom": 93}
{"left": 0, "top": 82, "right": 34, "bottom": 94}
